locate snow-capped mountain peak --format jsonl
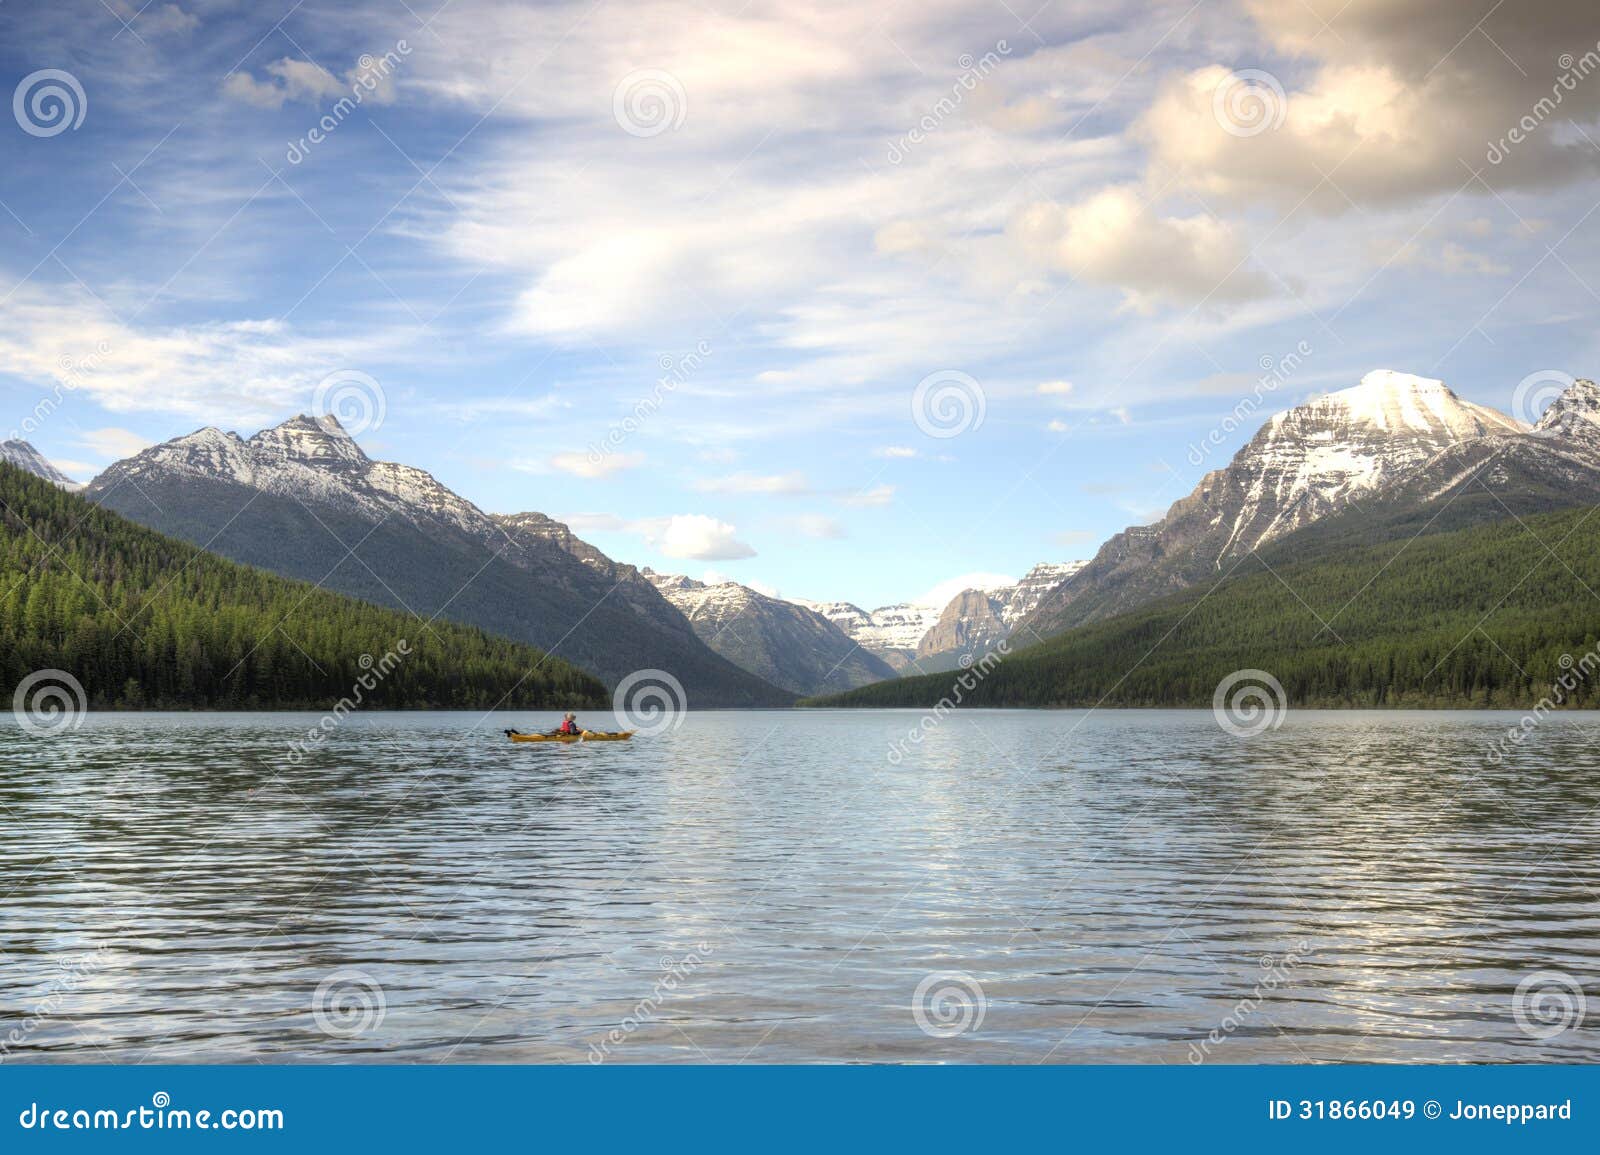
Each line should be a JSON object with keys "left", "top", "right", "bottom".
{"left": 248, "top": 413, "right": 368, "bottom": 466}
{"left": 1534, "top": 377, "right": 1600, "bottom": 438}
{"left": 93, "top": 415, "right": 482, "bottom": 534}
{"left": 1287, "top": 370, "right": 1526, "bottom": 439}
{"left": 1216, "top": 369, "right": 1524, "bottom": 558}
{"left": 1, "top": 439, "right": 80, "bottom": 489}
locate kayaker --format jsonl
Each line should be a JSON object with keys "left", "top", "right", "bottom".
{"left": 556, "top": 712, "right": 580, "bottom": 735}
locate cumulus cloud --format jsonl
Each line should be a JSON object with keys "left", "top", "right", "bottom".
{"left": 1011, "top": 186, "right": 1271, "bottom": 312}
{"left": 1140, "top": 4, "right": 1600, "bottom": 213}
{"left": 644, "top": 514, "right": 756, "bottom": 560}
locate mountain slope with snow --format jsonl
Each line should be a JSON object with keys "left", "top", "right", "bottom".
{"left": 912, "top": 562, "right": 1090, "bottom": 669}
{"left": 1022, "top": 371, "right": 1589, "bottom": 638}
{"left": 1, "top": 439, "right": 79, "bottom": 489}
{"left": 644, "top": 570, "right": 897, "bottom": 695}
{"left": 85, "top": 415, "right": 793, "bottom": 705}
{"left": 793, "top": 599, "right": 945, "bottom": 671}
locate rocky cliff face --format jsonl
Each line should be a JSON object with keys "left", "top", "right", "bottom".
{"left": 912, "top": 562, "right": 1090, "bottom": 668}
{"left": 794, "top": 599, "right": 945, "bottom": 671}
{"left": 643, "top": 570, "right": 897, "bottom": 696}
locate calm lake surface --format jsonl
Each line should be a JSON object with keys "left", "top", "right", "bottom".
{"left": 2, "top": 708, "right": 1597, "bottom": 1064}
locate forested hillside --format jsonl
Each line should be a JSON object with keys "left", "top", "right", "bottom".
{"left": 0, "top": 463, "right": 606, "bottom": 710}
{"left": 811, "top": 504, "right": 1600, "bottom": 710}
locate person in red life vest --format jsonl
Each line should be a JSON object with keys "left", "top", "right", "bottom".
{"left": 556, "top": 712, "right": 580, "bottom": 735}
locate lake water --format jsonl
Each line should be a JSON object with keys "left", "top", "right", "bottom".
{"left": 2, "top": 708, "right": 1597, "bottom": 1064}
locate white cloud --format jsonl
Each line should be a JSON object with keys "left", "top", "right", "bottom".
{"left": 223, "top": 59, "right": 345, "bottom": 109}
{"left": 1011, "top": 185, "right": 1270, "bottom": 312}
{"left": 789, "top": 513, "right": 844, "bottom": 539}
{"left": 558, "top": 512, "right": 628, "bottom": 534}
{"left": 840, "top": 483, "right": 894, "bottom": 507}
{"left": 75, "top": 427, "right": 151, "bottom": 461}
{"left": 108, "top": 1, "right": 198, "bottom": 35}
{"left": 875, "top": 445, "right": 917, "bottom": 458}
{"left": 694, "top": 470, "right": 811, "bottom": 495}
{"left": 1037, "top": 380, "right": 1073, "bottom": 395}
{"left": 222, "top": 55, "right": 401, "bottom": 111}
{"left": 544, "top": 451, "right": 644, "bottom": 478}
{"left": 50, "top": 459, "right": 97, "bottom": 481}
{"left": 645, "top": 514, "right": 756, "bottom": 560}
{"left": 0, "top": 286, "right": 402, "bottom": 424}
{"left": 1046, "top": 419, "right": 1071, "bottom": 432}
{"left": 1139, "top": 6, "right": 1600, "bottom": 213}
{"left": 916, "top": 571, "right": 1016, "bottom": 607}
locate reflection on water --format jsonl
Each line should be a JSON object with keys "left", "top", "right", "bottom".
{"left": 1, "top": 709, "right": 1597, "bottom": 1063}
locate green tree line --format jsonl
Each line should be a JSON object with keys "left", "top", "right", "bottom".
{"left": 0, "top": 462, "right": 607, "bottom": 710}
{"left": 814, "top": 504, "right": 1600, "bottom": 710}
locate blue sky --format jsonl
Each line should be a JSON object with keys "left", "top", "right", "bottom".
{"left": 3, "top": 0, "right": 1600, "bottom": 607}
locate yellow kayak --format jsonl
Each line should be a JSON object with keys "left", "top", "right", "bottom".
{"left": 504, "top": 729, "right": 634, "bottom": 743}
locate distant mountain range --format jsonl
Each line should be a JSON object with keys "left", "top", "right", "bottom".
{"left": 643, "top": 570, "right": 897, "bottom": 696}
{"left": 819, "top": 373, "right": 1600, "bottom": 709}
{"left": 794, "top": 564, "right": 1087, "bottom": 673}
{"left": 1019, "top": 370, "right": 1530, "bottom": 637}
{"left": 82, "top": 416, "right": 792, "bottom": 706}
{"left": 16, "top": 367, "right": 1596, "bottom": 712}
